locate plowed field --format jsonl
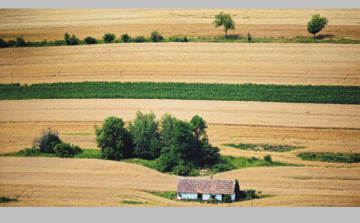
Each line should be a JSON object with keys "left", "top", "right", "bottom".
{"left": 1, "top": 43, "right": 359, "bottom": 86}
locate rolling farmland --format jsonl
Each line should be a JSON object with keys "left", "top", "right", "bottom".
{"left": 0, "top": 43, "right": 359, "bottom": 86}
{"left": 0, "top": 8, "right": 360, "bottom": 207}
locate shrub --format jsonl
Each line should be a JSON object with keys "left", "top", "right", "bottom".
{"left": 244, "top": 189, "right": 258, "bottom": 200}
{"left": 16, "top": 37, "right": 27, "bottom": 47}
{"left": 223, "top": 195, "right": 232, "bottom": 203}
{"left": 207, "top": 197, "right": 219, "bottom": 204}
{"left": 150, "top": 31, "right": 164, "bottom": 42}
{"left": 64, "top": 33, "right": 79, "bottom": 45}
{"left": 264, "top": 154, "right": 272, "bottom": 163}
{"left": 36, "top": 128, "right": 62, "bottom": 154}
{"left": 103, "top": 33, "right": 116, "bottom": 43}
{"left": 7, "top": 40, "right": 17, "bottom": 47}
{"left": 21, "top": 147, "right": 41, "bottom": 156}
{"left": 247, "top": 32, "right": 252, "bottom": 42}
{"left": 212, "top": 163, "right": 234, "bottom": 172}
{"left": 84, "top": 36, "right": 97, "bottom": 44}
{"left": 95, "top": 116, "right": 133, "bottom": 160}
{"left": 54, "top": 143, "right": 82, "bottom": 158}
{"left": 172, "top": 162, "right": 199, "bottom": 176}
{"left": 133, "top": 36, "right": 146, "bottom": 43}
{"left": 121, "top": 33, "right": 131, "bottom": 43}
{"left": 0, "top": 38, "right": 8, "bottom": 48}
{"left": 169, "top": 36, "right": 188, "bottom": 42}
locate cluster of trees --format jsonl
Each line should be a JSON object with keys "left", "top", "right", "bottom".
{"left": 95, "top": 112, "right": 220, "bottom": 176}
{"left": 31, "top": 128, "right": 83, "bottom": 158}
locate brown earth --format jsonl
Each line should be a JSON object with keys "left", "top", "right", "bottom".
{"left": 1, "top": 43, "right": 359, "bottom": 86}
{"left": 0, "top": 157, "right": 359, "bottom": 207}
{"left": 0, "top": 9, "right": 359, "bottom": 41}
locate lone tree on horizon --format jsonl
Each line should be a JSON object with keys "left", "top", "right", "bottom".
{"left": 307, "top": 14, "right": 328, "bottom": 37}
{"left": 213, "top": 12, "right": 235, "bottom": 38}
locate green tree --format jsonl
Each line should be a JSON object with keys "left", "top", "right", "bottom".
{"left": 129, "top": 111, "right": 162, "bottom": 160}
{"left": 95, "top": 116, "right": 133, "bottom": 160}
{"left": 213, "top": 12, "right": 235, "bottom": 38}
{"left": 307, "top": 14, "right": 328, "bottom": 37}
{"left": 190, "top": 115, "right": 207, "bottom": 140}
{"left": 103, "top": 33, "right": 116, "bottom": 43}
{"left": 64, "top": 33, "right": 70, "bottom": 45}
{"left": 160, "top": 113, "right": 177, "bottom": 148}
{"left": 84, "top": 37, "right": 97, "bottom": 44}
{"left": 16, "top": 37, "right": 27, "bottom": 47}
{"left": 0, "top": 38, "right": 8, "bottom": 48}
{"left": 247, "top": 32, "right": 252, "bottom": 43}
{"left": 121, "top": 33, "right": 131, "bottom": 43}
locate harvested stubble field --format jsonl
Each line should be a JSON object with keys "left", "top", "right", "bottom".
{"left": 0, "top": 9, "right": 359, "bottom": 41}
{"left": 0, "top": 157, "right": 359, "bottom": 207}
{"left": 0, "top": 43, "right": 359, "bottom": 86}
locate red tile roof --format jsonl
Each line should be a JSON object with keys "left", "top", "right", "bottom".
{"left": 176, "top": 178, "right": 235, "bottom": 195}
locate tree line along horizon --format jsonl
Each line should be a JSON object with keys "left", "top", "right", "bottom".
{"left": 0, "top": 13, "right": 329, "bottom": 48}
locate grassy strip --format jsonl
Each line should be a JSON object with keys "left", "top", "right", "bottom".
{"left": 1, "top": 36, "right": 359, "bottom": 49}
{"left": 1, "top": 82, "right": 359, "bottom": 104}
{"left": 192, "top": 36, "right": 360, "bottom": 44}
{"left": 4, "top": 149, "right": 296, "bottom": 175}
{"left": 0, "top": 196, "right": 18, "bottom": 203}
{"left": 223, "top": 143, "right": 304, "bottom": 152}
{"left": 299, "top": 153, "right": 360, "bottom": 163}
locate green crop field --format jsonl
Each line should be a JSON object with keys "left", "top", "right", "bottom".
{"left": 1, "top": 82, "right": 359, "bottom": 104}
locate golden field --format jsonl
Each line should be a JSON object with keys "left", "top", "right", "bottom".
{"left": 1, "top": 9, "right": 360, "bottom": 207}
{"left": 0, "top": 43, "right": 359, "bottom": 86}
{"left": 0, "top": 9, "right": 359, "bottom": 41}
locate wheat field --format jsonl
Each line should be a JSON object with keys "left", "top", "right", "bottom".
{"left": 0, "top": 43, "right": 359, "bottom": 86}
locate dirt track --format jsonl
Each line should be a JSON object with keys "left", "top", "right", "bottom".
{"left": 1, "top": 43, "right": 359, "bottom": 86}
{"left": 0, "top": 157, "right": 359, "bottom": 207}
{"left": 0, "top": 9, "right": 359, "bottom": 41}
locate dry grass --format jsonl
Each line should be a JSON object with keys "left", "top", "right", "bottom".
{"left": 0, "top": 9, "right": 359, "bottom": 41}
{"left": 0, "top": 157, "right": 359, "bottom": 207}
{"left": 1, "top": 43, "right": 359, "bottom": 86}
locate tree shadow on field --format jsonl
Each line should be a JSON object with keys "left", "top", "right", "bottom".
{"left": 315, "top": 34, "right": 335, "bottom": 39}
{"left": 226, "top": 34, "right": 241, "bottom": 39}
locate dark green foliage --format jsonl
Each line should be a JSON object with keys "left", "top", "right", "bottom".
{"left": 103, "top": 33, "right": 116, "bottom": 43}
{"left": 1, "top": 82, "right": 359, "bottom": 105}
{"left": 16, "top": 37, "right": 27, "bottom": 47}
{"left": 207, "top": 197, "right": 219, "bottom": 204}
{"left": 129, "top": 111, "right": 162, "bottom": 160}
{"left": 264, "top": 154, "right": 272, "bottom": 163}
{"left": 224, "top": 143, "right": 302, "bottom": 152}
{"left": 54, "top": 143, "right": 82, "bottom": 158}
{"left": 247, "top": 32, "right": 252, "bottom": 42}
{"left": 37, "top": 128, "right": 62, "bottom": 154}
{"left": 7, "top": 40, "right": 16, "bottom": 47}
{"left": 5, "top": 149, "right": 99, "bottom": 159}
{"left": 234, "top": 179, "right": 241, "bottom": 201}
{"left": 0, "top": 38, "right": 8, "bottom": 48}
{"left": 150, "top": 31, "right": 164, "bottom": 42}
{"left": 299, "top": 153, "right": 360, "bottom": 163}
{"left": 84, "top": 37, "right": 97, "bottom": 44}
{"left": 122, "top": 200, "right": 143, "bottom": 205}
{"left": 213, "top": 12, "right": 235, "bottom": 38}
{"left": 64, "top": 33, "right": 79, "bottom": 45}
{"left": 121, "top": 33, "right": 131, "bottom": 43}
{"left": 0, "top": 196, "right": 18, "bottom": 203}
{"left": 133, "top": 36, "right": 146, "bottom": 43}
{"left": 223, "top": 195, "right": 232, "bottom": 203}
{"left": 169, "top": 36, "right": 188, "bottom": 42}
{"left": 160, "top": 113, "right": 177, "bottom": 148}
{"left": 307, "top": 14, "right": 328, "bottom": 37}
{"left": 95, "top": 116, "right": 133, "bottom": 160}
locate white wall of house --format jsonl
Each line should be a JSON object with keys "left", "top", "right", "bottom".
{"left": 231, "top": 193, "right": 236, "bottom": 201}
{"left": 215, "top": 194, "right": 222, "bottom": 201}
{"left": 202, "top": 194, "right": 210, "bottom": 200}
{"left": 177, "top": 193, "right": 198, "bottom": 200}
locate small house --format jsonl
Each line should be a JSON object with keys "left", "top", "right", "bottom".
{"left": 176, "top": 177, "right": 236, "bottom": 201}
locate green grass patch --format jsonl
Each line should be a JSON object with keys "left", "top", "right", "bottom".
{"left": 121, "top": 200, "right": 144, "bottom": 205}
{"left": 148, "top": 191, "right": 178, "bottom": 201}
{"left": 191, "top": 36, "right": 360, "bottom": 44}
{"left": 223, "top": 143, "right": 303, "bottom": 152}
{"left": 1, "top": 82, "right": 359, "bottom": 104}
{"left": 123, "top": 158, "right": 159, "bottom": 170}
{"left": 299, "top": 153, "right": 360, "bottom": 163}
{"left": 73, "top": 149, "right": 102, "bottom": 159}
{"left": 60, "top": 133, "right": 92, "bottom": 136}
{"left": 0, "top": 196, "right": 18, "bottom": 203}
{"left": 4, "top": 148, "right": 101, "bottom": 159}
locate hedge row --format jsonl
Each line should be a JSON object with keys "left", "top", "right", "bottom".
{"left": 0, "top": 82, "right": 359, "bottom": 104}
